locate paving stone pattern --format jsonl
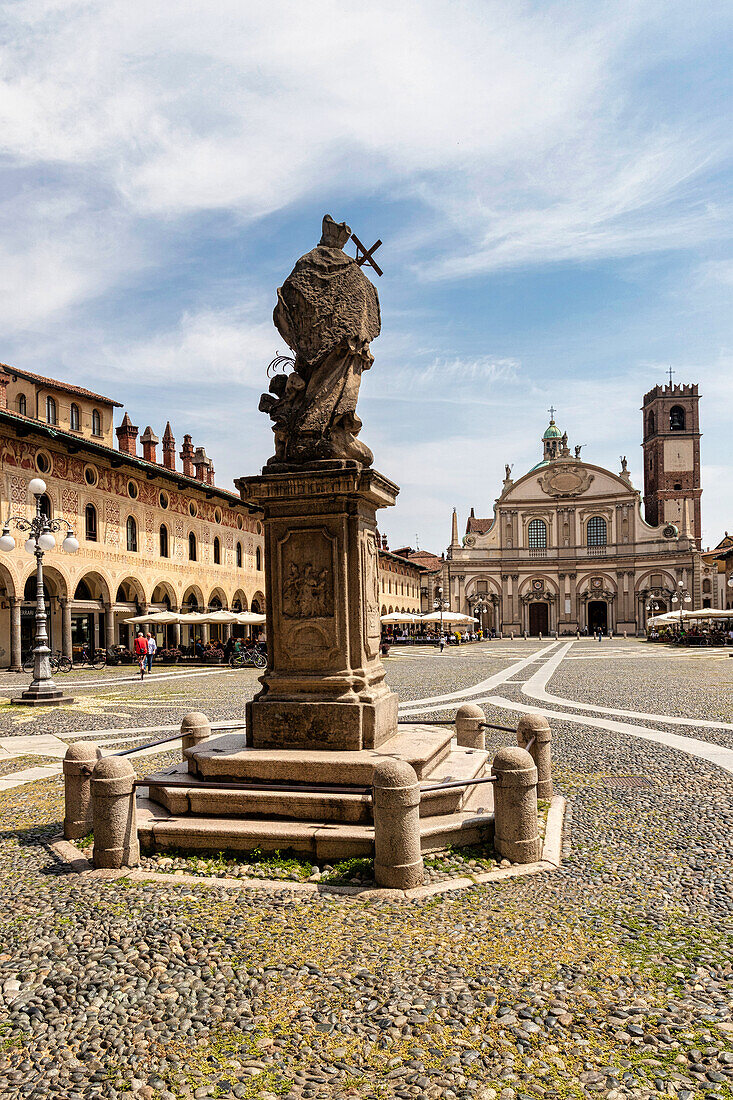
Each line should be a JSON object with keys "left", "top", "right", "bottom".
{"left": 1, "top": 641, "right": 733, "bottom": 1099}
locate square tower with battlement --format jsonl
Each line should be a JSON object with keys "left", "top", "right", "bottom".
{"left": 642, "top": 382, "right": 701, "bottom": 545}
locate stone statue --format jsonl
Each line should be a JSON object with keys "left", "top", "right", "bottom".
{"left": 560, "top": 432, "right": 570, "bottom": 457}
{"left": 575, "top": 444, "right": 582, "bottom": 459}
{"left": 504, "top": 463, "right": 513, "bottom": 480}
{"left": 620, "top": 455, "right": 628, "bottom": 473}
{"left": 259, "top": 214, "right": 380, "bottom": 467}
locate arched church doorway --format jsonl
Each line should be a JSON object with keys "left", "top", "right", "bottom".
{"left": 588, "top": 600, "right": 608, "bottom": 634}
{"left": 528, "top": 603, "right": 548, "bottom": 636}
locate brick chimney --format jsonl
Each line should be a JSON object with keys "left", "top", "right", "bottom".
{"left": 193, "top": 446, "right": 209, "bottom": 482}
{"left": 162, "top": 422, "right": 176, "bottom": 471}
{"left": 140, "top": 426, "right": 159, "bottom": 464}
{"left": 180, "top": 434, "right": 195, "bottom": 477}
{"left": 0, "top": 371, "right": 8, "bottom": 410}
{"left": 205, "top": 458, "right": 215, "bottom": 486}
{"left": 116, "top": 412, "right": 138, "bottom": 456}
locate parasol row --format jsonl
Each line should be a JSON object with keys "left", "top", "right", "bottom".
{"left": 123, "top": 610, "right": 266, "bottom": 626}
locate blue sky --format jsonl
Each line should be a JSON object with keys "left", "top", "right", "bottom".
{"left": 0, "top": 1, "right": 731, "bottom": 552}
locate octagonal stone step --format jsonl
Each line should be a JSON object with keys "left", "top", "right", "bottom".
{"left": 136, "top": 795, "right": 494, "bottom": 862}
{"left": 185, "top": 724, "right": 453, "bottom": 786}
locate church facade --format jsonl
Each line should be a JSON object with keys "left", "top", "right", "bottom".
{"left": 444, "top": 382, "right": 705, "bottom": 636}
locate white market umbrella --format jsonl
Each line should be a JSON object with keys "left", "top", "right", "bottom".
{"left": 381, "top": 612, "right": 420, "bottom": 624}
{"left": 123, "top": 610, "right": 180, "bottom": 624}
{"left": 419, "top": 611, "right": 478, "bottom": 624}
{"left": 235, "top": 612, "right": 267, "bottom": 625}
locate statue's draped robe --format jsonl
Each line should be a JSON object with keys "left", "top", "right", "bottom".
{"left": 271, "top": 244, "right": 380, "bottom": 463}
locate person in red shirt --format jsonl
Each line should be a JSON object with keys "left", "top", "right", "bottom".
{"left": 134, "top": 631, "right": 148, "bottom": 679}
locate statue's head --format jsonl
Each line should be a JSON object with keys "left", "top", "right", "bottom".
{"left": 320, "top": 214, "right": 351, "bottom": 249}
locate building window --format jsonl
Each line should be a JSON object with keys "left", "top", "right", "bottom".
{"left": 85, "top": 503, "right": 98, "bottom": 542}
{"left": 256, "top": 546, "right": 262, "bottom": 571}
{"left": 527, "top": 519, "right": 547, "bottom": 548}
{"left": 236, "top": 542, "right": 242, "bottom": 568}
{"left": 70, "top": 403, "right": 80, "bottom": 431}
{"left": 670, "top": 405, "right": 686, "bottom": 431}
{"left": 160, "top": 524, "right": 169, "bottom": 558}
{"left": 126, "top": 516, "right": 138, "bottom": 552}
{"left": 159, "top": 491, "right": 169, "bottom": 509}
{"left": 587, "top": 516, "right": 607, "bottom": 546}
{"left": 92, "top": 409, "right": 102, "bottom": 436}
{"left": 17, "top": 394, "right": 26, "bottom": 415}
{"left": 36, "top": 451, "right": 51, "bottom": 474}
{"left": 702, "top": 578, "right": 712, "bottom": 594}
{"left": 127, "top": 480, "right": 138, "bottom": 499}
{"left": 647, "top": 411, "right": 655, "bottom": 436}
{"left": 84, "top": 465, "right": 98, "bottom": 486}
{"left": 46, "top": 396, "right": 57, "bottom": 425}
{"left": 213, "top": 536, "right": 221, "bottom": 565}
{"left": 38, "top": 494, "right": 52, "bottom": 520}
{"left": 188, "top": 532, "right": 197, "bottom": 561}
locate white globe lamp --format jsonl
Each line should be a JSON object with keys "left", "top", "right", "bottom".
{"left": 28, "top": 478, "right": 46, "bottom": 497}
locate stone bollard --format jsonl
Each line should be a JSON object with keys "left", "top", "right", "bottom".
{"left": 576, "top": 631, "right": 580, "bottom": 640}
{"left": 91, "top": 757, "right": 140, "bottom": 869}
{"left": 372, "top": 759, "right": 423, "bottom": 890}
{"left": 63, "top": 742, "right": 100, "bottom": 840}
{"left": 538, "top": 632, "right": 542, "bottom": 641}
{"left": 516, "top": 713, "right": 553, "bottom": 799}
{"left": 491, "top": 746, "right": 542, "bottom": 864}
{"left": 455, "top": 703, "right": 485, "bottom": 749}
{"left": 180, "top": 711, "right": 212, "bottom": 762}
{"left": 623, "top": 630, "right": 627, "bottom": 639}
{"left": 510, "top": 632, "right": 514, "bottom": 641}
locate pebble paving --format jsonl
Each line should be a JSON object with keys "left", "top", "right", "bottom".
{"left": 1, "top": 640, "right": 733, "bottom": 1100}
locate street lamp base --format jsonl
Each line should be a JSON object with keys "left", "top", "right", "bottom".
{"left": 12, "top": 689, "right": 75, "bottom": 707}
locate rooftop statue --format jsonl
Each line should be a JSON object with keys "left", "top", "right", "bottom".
{"left": 259, "top": 214, "right": 381, "bottom": 467}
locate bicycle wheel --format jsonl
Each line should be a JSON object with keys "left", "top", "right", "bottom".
{"left": 57, "top": 656, "right": 72, "bottom": 673}
{"left": 22, "top": 655, "right": 34, "bottom": 673}
{"left": 253, "top": 652, "right": 267, "bottom": 668}
{"left": 228, "top": 655, "right": 240, "bottom": 668}
{"left": 91, "top": 651, "right": 106, "bottom": 670}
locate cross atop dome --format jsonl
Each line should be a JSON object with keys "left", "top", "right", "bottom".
{"left": 542, "top": 411, "right": 569, "bottom": 462}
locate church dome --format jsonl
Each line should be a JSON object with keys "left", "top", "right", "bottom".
{"left": 543, "top": 420, "right": 561, "bottom": 439}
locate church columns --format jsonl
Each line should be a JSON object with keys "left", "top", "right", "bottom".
{"left": 511, "top": 573, "right": 519, "bottom": 627}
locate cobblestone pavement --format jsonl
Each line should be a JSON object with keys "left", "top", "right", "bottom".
{"left": 2, "top": 640, "right": 733, "bottom": 1100}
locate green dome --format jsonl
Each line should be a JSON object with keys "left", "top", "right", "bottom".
{"left": 543, "top": 420, "right": 561, "bottom": 439}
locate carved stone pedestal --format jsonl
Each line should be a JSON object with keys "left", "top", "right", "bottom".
{"left": 236, "top": 463, "right": 399, "bottom": 751}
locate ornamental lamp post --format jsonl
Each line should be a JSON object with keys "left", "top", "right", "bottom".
{"left": 433, "top": 585, "right": 450, "bottom": 637}
{"left": 0, "top": 478, "right": 78, "bottom": 706}
{"left": 670, "top": 579, "right": 692, "bottom": 607}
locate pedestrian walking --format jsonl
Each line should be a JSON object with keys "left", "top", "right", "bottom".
{"left": 439, "top": 633, "right": 446, "bottom": 653}
{"left": 146, "top": 631, "right": 157, "bottom": 673}
{"left": 134, "top": 631, "right": 148, "bottom": 679}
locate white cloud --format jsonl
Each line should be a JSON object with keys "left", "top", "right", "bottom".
{"left": 0, "top": 0, "right": 727, "bottom": 304}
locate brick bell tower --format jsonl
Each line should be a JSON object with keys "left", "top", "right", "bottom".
{"left": 642, "top": 379, "right": 702, "bottom": 545}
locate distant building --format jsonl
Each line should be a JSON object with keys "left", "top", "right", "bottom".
{"left": 702, "top": 533, "right": 733, "bottom": 610}
{"left": 444, "top": 385, "right": 703, "bottom": 636}
{"left": 388, "top": 546, "right": 444, "bottom": 615}
{"left": 377, "top": 535, "right": 427, "bottom": 616}
{"left": 0, "top": 364, "right": 265, "bottom": 669}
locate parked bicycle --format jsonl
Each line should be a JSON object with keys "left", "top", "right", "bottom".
{"left": 22, "top": 649, "right": 72, "bottom": 674}
{"left": 60, "top": 644, "right": 107, "bottom": 672}
{"left": 228, "top": 645, "right": 267, "bottom": 669}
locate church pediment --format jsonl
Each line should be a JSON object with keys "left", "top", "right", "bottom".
{"left": 538, "top": 464, "right": 594, "bottom": 498}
